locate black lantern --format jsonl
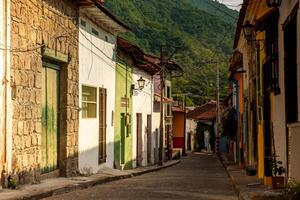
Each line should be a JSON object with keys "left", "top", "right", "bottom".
{"left": 266, "top": 0, "right": 282, "bottom": 8}
{"left": 137, "top": 77, "right": 146, "bottom": 90}
{"left": 242, "top": 21, "right": 255, "bottom": 41}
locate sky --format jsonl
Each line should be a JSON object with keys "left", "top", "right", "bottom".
{"left": 218, "top": 0, "right": 243, "bottom": 11}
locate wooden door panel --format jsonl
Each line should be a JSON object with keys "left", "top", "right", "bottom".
{"left": 136, "top": 113, "right": 143, "bottom": 166}
{"left": 99, "top": 88, "right": 107, "bottom": 164}
{"left": 147, "top": 115, "right": 152, "bottom": 164}
{"left": 41, "top": 67, "right": 47, "bottom": 172}
{"left": 41, "top": 67, "right": 59, "bottom": 173}
{"left": 121, "top": 114, "right": 125, "bottom": 164}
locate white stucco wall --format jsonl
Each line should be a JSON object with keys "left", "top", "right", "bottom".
{"left": 0, "top": 0, "right": 12, "bottom": 174}
{"left": 0, "top": 0, "right": 4, "bottom": 172}
{"left": 132, "top": 68, "right": 154, "bottom": 167}
{"left": 78, "top": 15, "right": 116, "bottom": 174}
{"left": 186, "top": 117, "right": 197, "bottom": 151}
{"left": 275, "top": 0, "right": 300, "bottom": 175}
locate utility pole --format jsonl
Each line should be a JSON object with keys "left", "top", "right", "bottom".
{"left": 159, "top": 45, "right": 165, "bottom": 166}
{"left": 215, "top": 61, "right": 220, "bottom": 154}
{"left": 158, "top": 43, "right": 182, "bottom": 165}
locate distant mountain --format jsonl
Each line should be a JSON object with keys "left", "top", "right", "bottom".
{"left": 105, "top": 0, "right": 238, "bottom": 105}
{"left": 186, "top": 0, "right": 239, "bottom": 24}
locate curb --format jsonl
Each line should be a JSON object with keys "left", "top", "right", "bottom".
{"left": 17, "top": 160, "right": 181, "bottom": 200}
{"left": 218, "top": 155, "right": 281, "bottom": 200}
{"left": 218, "top": 154, "right": 245, "bottom": 200}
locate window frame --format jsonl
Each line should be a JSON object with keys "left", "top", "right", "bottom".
{"left": 81, "top": 85, "right": 98, "bottom": 119}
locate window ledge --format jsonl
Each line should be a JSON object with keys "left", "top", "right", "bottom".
{"left": 287, "top": 122, "right": 300, "bottom": 128}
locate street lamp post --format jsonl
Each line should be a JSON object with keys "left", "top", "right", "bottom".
{"left": 216, "top": 61, "right": 221, "bottom": 154}
{"left": 159, "top": 45, "right": 165, "bottom": 166}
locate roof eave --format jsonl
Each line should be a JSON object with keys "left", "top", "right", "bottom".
{"left": 233, "top": 0, "right": 250, "bottom": 49}
{"left": 78, "top": 0, "right": 131, "bottom": 33}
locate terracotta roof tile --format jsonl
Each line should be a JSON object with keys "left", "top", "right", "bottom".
{"left": 187, "top": 100, "right": 224, "bottom": 121}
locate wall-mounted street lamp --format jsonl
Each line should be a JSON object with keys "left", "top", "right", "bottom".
{"left": 266, "top": 0, "right": 282, "bottom": 8}
{"left": 131, "top": 76, "right": 146, "bottom": 91}
{"left": 242, "top": 21, "right": 255, "bottom": 41}
{"left": 242, "top": 21, "right": 265, "bottom": 43}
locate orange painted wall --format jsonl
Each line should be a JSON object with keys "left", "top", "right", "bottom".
{"left": 173, "top": 112, "right": 185, "bottom": 138}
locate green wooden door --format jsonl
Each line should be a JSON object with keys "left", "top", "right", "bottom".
{"left": 41, "top": 66, "right": 60, "bottom": 173}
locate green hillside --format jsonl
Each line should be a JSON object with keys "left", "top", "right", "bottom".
{"left": 105, "top": 0, "right": 238, "bottom": 105}
{"left": 187, "top": 0, "right": 239, "bottom": 24}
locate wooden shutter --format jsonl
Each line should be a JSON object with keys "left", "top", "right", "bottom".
{"left": 99, "top": 88, "right": 107, "bottom": 164}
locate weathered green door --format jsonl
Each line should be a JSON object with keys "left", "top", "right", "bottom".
{"left": 41, "top": 65, "right": 60, "bottom": 173}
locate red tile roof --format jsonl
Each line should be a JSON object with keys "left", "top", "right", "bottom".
{"left": 187, "top": 100, "right": 224, "bottom": 121}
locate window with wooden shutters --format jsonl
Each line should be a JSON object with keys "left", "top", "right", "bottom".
{"left": 99, "top": 88, "right": 107, "bottom": 164}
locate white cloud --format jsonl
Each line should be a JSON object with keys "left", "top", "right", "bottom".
{"left": 219, "top": 0, "right": 243, "bottom": 11}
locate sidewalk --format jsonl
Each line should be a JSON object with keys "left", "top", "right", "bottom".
{"left": 219, "top": 153, "right": 281, "bottom": 200}
{"left": 0, "top": 160, "right": 180, "bottom": 200}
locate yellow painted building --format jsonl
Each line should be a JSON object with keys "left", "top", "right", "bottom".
{"left": 233, "top": 0, "right": 300, "bottom": 183}
{"left": 233, "top": 0, "right": 279, "bottom": 183}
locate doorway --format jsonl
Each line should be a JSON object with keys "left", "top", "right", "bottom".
{"left": 154, "top": 128, "right": 159, "bottom": 164}
{"left": 284, "top": 11, "right": 298, "bottom": 177}
{"left": 284, "top": 12, "right": 298, "bottom": 123}
{"left": 166, "top": 125, "right": 171, "bottom": 160}
{"left": 41, "top": 65, "right": 60, "bottom": 174}
{"left": 120, "top": 113, "right": 126, "bottom": 165}
{"left": 136, "top": 113, "right": 143, "bottom": 166}
{"left": 147, "top": 115, "right": 152, "bottom": 164}
{"left": 187, "top": 132, "right": 191, "bottom": 151}
{"left": 263, "top": 62, "right": 272, "bottom": 177}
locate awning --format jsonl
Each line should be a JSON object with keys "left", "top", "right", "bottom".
{"left": 154, "top": 93, "right": 175, "bottom": 103}
{"left": 172, "top": 106, "right": 185, "bottom": 113}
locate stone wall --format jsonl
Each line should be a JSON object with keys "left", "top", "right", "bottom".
{"left": 10, "top": 0, "right": 79, "bottom": 184}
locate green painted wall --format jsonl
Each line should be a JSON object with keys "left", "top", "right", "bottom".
{"left": 114, "top": 61, "right": 133, "bottom": 169}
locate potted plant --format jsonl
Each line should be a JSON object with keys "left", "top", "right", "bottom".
{"left": 282, "top": 179, "right": 300, "bottom": 200}
{"left": 271, "top": 156, "right": 285, "bottom": 189}
{"left": 246, "top": 166, "right": 257, "bottom": 176}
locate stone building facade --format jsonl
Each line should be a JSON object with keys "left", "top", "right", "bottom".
{"left": 6, "top": 0, "right": 79, "bottom": 185}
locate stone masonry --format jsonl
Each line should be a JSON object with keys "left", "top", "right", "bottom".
{"left": 9, "top": 0, "right": 79, "bottom": 184}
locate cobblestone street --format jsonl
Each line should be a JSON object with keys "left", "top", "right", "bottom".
{"left": 44, "top": 153, "right": 238, "bottom": 200}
